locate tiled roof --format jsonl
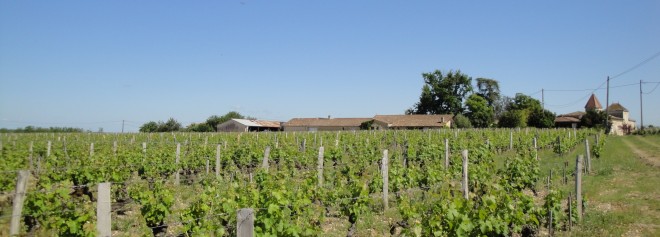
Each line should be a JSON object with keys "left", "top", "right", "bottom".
{"left": 232, "top": 119, "right": 281, "bottom": 128}
{"left": 554, "top": 116, "right": 581, "bottom": 123}
{"left": 373, "top": 114, "right": 452, "bottom": 127}
{"left": 284, "top": 118, "right": 371, "bottom": 127}
{"left": 558, "top": 111, "right": 586, "bottom": 119}
{"left": 607, "top": 103, "right": 628, "bottom": 112}
{"left": 584, "top": 94, "right": 602, "bottom": 110}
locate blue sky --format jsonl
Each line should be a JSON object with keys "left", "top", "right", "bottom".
{"left": 1, "top": 1, "right": 659, "bottom": 132}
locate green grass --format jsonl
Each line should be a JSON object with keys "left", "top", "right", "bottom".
{"left": 553, "top": 135, "right": 660, "bottom": 236}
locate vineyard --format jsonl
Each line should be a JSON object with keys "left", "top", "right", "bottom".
{"left": 0, "top": 128, "right": 604, "bottom": 236}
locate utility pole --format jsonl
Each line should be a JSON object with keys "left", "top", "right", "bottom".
{"left": 542, "top": 88, "right": 545, "bottom": 110}
{"left": 605, "top": 76, "right": 610, "bottom": 132}
{"left": 122, "top": 120, "right": 125, "bottom": 133}
{"left": 640, "top": 80, "right": 644, "bottom": 131}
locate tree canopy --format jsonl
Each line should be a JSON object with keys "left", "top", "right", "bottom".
{"left": 408, "top": 70, "right": 473, "bottom": 115}
{"left": 139, "top": 118, "right": 182, "bottom": 132}
{"left": 476, "top": 78, "right": 501, "bottom": 107}
{"left": 139, "top": 111, "right": 256, "bottom": 133}
{"left": 497, "top": 93, "right": 555, "bottom": 128}
{"left": 465, "top": 94, "right": 494, "bottom": 128}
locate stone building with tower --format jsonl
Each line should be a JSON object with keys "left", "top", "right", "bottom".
{"left": 554, "top": 94, "right": 636, "bottom": 135}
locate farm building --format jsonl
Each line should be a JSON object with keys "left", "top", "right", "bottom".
{"left": 371, "top": 114, "right": 453, "bottom": 130}
{"left": 217, "top": 119, "right": 281, "bottom": 132}
{"left": 555, "top": 94, "right": 601, "bottom": 128}
{"left": 282, "top": 117, "right": 371, "bottom": 131}
{"left": 554, "top": 111, "right": 585, "bottom": 128}
{"left": 607, "top": 103, "right": 636, "bottom": 135}
{"left": 553, "top": 94, "right": 636, "bottom": 135}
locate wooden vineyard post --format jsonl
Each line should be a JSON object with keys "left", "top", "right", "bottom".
{"left": 10, "top": 170, "right": 29, "bottom": 236}
{"left": 112, "top": 141, "right": 117, "bottom": 156}
{"left": 215, "top": 145, "right": 221, "bottom": 177}
{"left": 595, "top": 133, "right": 599, "bottom": 145}
{"left": 29, "top": 141, "right": 33, "bottom": 170}
{"left": 549, "top": 203, "right": 553, "bottom": 236}
{"left": 585, "top": 139, "right": 592, "bottom": 174}
{"left": 576, "top": 155, "right": 583, "bottom": 221}
{"left": 262, "top": 146, "right": 271, "bottom": 172}
{"left": 237, "top": 208, "right": 254, "bottom": 237}
{"left": 301, "top": 139, "right": 306, "bottom": 152}
{"left": 47, "top": 141, "right": 51, "bottom": 157}
{"left": 175, "top": 143, "right": 180, "bottom": 185}
{"left": 509, "top": 131, "right": 513, "bottom": 150}
{"left": 558, "top": 136, "right": 562, "bottom": 155}
{"left": 90, "top": 143, "right": 94, "bottom": 157}
{"left": 461, "top": 150, "right": 469, "bottom": 200}
{"left": 206, "top": 158, "right": 210, "bottom": 174}
{"left": 317, "top": 147, "right": 324, "bottom": 187}
{"left": 142, "top": 142, "right": 147, "bottom": 158}
{"left": 568, "top": 192, "right": 573, "bottom": 231}
{"left": 382, "top": 149, "right": 389, "bottom": 210}
{"left": 444, "top": 139, "right": 450, "bottom": 170}
{"left": 533, "top": 137, "right": 538, "bottom": 161}
{"left": 97, "top": 182, "right": 111, "bottom": 237}
{"left": 563, "top": 162, "right": 568, "bottom": 184}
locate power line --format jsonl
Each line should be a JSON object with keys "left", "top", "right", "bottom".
{"left": 610, "top": 51, "right": 660, "bottom": 80}
{"left": 643, "top": 82, "right": 660, "bottom": 94}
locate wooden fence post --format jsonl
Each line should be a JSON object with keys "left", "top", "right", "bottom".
{"left": 262, "top": 146, "right": 271, "bottom": 171}
{"left": 382, "top": 149, "right": 389, "bottom": 210}
{"left": 317, "top": 147, "right": 324, "bottom": 187}
{"left": 175, "top": 143, "right": 180, "bottom": 185}
{"left": 206, "top": 158, "right": 210, "bottom": 174}
{"left": 237, "top": 208, "right": 254, "bottom": 237}
{"left": 585, "top": 139, "right": 592, "bottom": 174}
{"left": 445, "top": 139, "right": 450, "bottom": 170}
{"left": 533, "top": 137, "right": 538, "bottom": 161}
{"left": 10, "top": 170, "right": 29, "bottom": 236}
{"left": 576, "top": 155, "right": 583, "bottom": 221}
{"left": 215, "top": 145, "right": 221, "bottom": 177}
{"left": 461, "top": 150, "right": 469, "bottom": 199}
{"left": 97, "top": 182, "right": 111, "bottom": 237}
{"left": 568, "top": 192, "right": 573, "bottom": 231}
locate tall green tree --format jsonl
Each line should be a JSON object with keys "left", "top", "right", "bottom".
{"left": 475, "top": 78, "right": 501, "bottom": 106}
{"left": 157, "top": 118, "right": 182, "bottom": 132}
{"left": 452, "top": 114, "right": 473, "bottom": 128}
{"left": 528, "top": 109, "right": 555, "bottom": 128}
{"left": 186, "top": 123, "right": 214, "bottom": 132}
{"left": 408, "top": 70, "right": 473, "bottom": 115}
{"left": 580, "top": 109, "right": 607, "bottom": 129}
{"left": 498, "top": 110, "right": 529, "bottom": 128}
{"left": 139, "top": 121, "right": 159, "bottom": 132}
{"left": 498, "top": 93, "right": 554, "bottom": 128}
{"left": 205, "top": 111, "right": 255, "bottom": 131}
{"left": 465, "top": 94, "right": 494, "bottom": 127}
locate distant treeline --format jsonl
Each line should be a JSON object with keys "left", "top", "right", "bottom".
{"left": 0, "top": 126, "right": 85, "bottom": 133}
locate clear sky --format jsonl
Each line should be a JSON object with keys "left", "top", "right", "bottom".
{"left": 1, "top": 1, "right": 659, "bottom": 132}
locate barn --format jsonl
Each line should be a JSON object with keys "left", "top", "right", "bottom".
{"left": 216, "top": 119, "right": 281, "bottom": 132}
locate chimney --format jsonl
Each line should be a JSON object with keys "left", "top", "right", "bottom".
{"left": 441, "top": 117, "right": 445, "bottom": 123}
